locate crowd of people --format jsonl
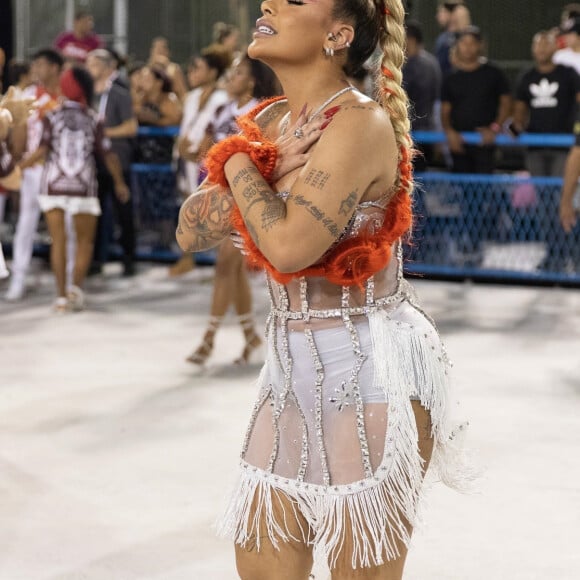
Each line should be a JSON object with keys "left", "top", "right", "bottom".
{"left": 1, "top": 1, "right": 580, "bottom": 314}
{"left": 404, "top": 1, "right": 580, "bottom": 270}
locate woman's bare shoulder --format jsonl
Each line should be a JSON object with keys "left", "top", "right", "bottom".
{"left": 339, "top": 93, "right": 390, "bottom": 124}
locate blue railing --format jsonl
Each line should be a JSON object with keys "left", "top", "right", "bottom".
{"left": 125, "top": 127, "right": 579, "bottom": 285}
{"left": 136, "top": 126, "right": 577, "bottom": 147}
{"left": 412, "top": 131, "right": 575, "bottom": 148}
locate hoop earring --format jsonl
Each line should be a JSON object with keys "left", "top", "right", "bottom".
{"left": 324, "top": 46, "right": 335, "bottom": 57}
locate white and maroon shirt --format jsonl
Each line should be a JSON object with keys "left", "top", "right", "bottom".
{"left": 40, "top": 101, "right": 111, "bottom": 198}
{"left": 55, "top": 32, "right": 103, "bottom": 64}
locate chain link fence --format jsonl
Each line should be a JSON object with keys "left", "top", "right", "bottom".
{"left": 408, "top": 172, "right": 580, "bottom": 284}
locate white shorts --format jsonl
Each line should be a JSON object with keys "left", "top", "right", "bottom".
{"left": 39, "top": 195, "right": 101, "bottom": 216}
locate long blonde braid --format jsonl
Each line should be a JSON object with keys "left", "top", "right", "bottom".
{"left": 375, "top": 2, "right": 411, "bottom": 144}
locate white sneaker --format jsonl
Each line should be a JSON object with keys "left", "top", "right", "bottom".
{"left": 67, "top": 285, "right": 85, "bottom": 311}
{"left": 4, "top": 276, "right": 25, "bottom": 301}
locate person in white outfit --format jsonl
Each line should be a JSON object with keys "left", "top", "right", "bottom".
{"left": 169, "top": 44, "right": 232, "bottom": 276}
{"left": 185, "top": 52, "right": 279, "bottom": 366}
{"left": 177, "top": 45, "right": 232, "bottom": 195}
{"left": 4, "top": 49, "right": 73, "bottom": 301}
{"left": 19, "top": 66, "right": 129, "bottom": 312}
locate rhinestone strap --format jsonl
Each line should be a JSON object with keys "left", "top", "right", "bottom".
{"left": 304, "top": 326, "right": 331, "bottom": 486}
{"left": 341, "top": 286, "right": 372, "bottom": 479}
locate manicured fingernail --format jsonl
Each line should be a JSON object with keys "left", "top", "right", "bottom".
{"left": 324, "top": 105, "right": 341, "bottom": 118}
{"left": 320, "top": 118, "right": 333, "bottom": 130}
{"left": 299, "top": 103, "right": 308, "bottom": 116}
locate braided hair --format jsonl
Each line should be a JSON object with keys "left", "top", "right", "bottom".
{"left": 333, "top": 0, "right": 413, "bottom": 201}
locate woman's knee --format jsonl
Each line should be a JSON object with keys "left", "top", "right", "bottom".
{"left": 235, "top": 538, "right": 313, "bottom": 580}
{"left": 331, "top": 557, "right": 406, "bottom": 580}
{"left": 235, "top": 544, "right": 265, "bottom": 580}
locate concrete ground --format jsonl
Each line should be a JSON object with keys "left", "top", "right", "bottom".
{"left": 1, "top": 262, "right": 579, "bottom": 580}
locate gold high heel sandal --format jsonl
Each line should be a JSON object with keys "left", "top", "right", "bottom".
{"left": 234, "top": 314, "right": 263, "bottom": 366}
{"left": 186, "top": 315, "right": 222, "bottom": 366}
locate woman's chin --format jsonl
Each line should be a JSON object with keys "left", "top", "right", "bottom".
{"left": 248, "top": 41, "right": 265, "bottom": 60}
{"left": 248, "top": 41, "right": 272, "bottom": 64}
{"left": 248, "top": 38, "right": 279, "bottom": 63}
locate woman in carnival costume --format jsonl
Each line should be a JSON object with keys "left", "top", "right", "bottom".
{"left": 177, "top": 0, "right": 473, "bottom": 577}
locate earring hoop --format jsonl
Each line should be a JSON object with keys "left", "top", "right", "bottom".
{"left": 324, "top": 46, "right": 335, "bottom": 57}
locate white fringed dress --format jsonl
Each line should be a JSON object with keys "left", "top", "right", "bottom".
{"left": 218, "top": 177, "right": 471, "bottom": 570}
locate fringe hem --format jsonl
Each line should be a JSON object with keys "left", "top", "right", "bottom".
{"left": 218, "top": 302, "right": 477, "bottom": 570}
{"left": 217, "top": 459, "right": 423, "bottom": 569}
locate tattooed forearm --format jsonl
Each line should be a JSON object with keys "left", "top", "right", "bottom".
{"left": 243, "top": 194, "right": 286, "bottom": 234}
{"left": 339, "top": 189, "right": 358, "bottom": 216}
{"left": 232, "top": 166, "right": 260, "bottom": 188}
{"left": 304, "top": 169, "right": 331, "bottom": 190}
{"left": 245, "top": 219, "right": 260, "bottom": 246}
{"left": 242, "top": 181, "right": 270, "bottom": 203}
{"left": 286, "top": 193, "right": 341, "bottom": 238}
{"left": 176, "top": 187, "right": 234, "bottom": 252}
{"left": 230, "top": 164, "right": 288, "bottom": 238}
{"left": 261, "top": 200, "right": 286, "bottom": 231}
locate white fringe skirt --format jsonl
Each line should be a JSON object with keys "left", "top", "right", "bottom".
{"left": 218, "top": 299, "right": 472, "bottom": 570}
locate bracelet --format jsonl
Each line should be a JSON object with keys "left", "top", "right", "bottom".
{"left": 205, "top": 134, "right": 278, "bottom": 189}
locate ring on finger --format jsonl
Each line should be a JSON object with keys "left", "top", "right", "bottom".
{"left": 294, "top": 127, "right": 305, "bottom": 139}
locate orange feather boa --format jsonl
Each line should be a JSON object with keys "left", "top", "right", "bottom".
{"left": 206, "top": 97, "right": 413, "bottom": 288}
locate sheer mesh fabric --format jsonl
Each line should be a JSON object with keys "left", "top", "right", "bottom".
{"left": 244, "top": 319, "right": 392, "bottom": 487}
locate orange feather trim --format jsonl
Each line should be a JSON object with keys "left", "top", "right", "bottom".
{"left": 211, "top": 97, "right": 413, "bottom": 287}
{"left": 205, "top": 96, "right": 287, "bottom": 188}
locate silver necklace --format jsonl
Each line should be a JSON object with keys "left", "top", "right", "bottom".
{"left": 280, "top": 85, "right": 356, "bottom": 136}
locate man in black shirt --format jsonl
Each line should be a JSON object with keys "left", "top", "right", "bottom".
{"left": 87, "top": 49, "right": 138, "bottom": 276}
{"left": 440, "top": 27, "right": 512, "bottom": 262}
{"left": 441, "top": 27, "right": 512, "bottom": 173}
{"left": 514, "top": 30, "right": 580, "bottom": 177}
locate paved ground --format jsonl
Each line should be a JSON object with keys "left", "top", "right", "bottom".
{"left": 1, "top": 261, "right": 579, "bottom": 580}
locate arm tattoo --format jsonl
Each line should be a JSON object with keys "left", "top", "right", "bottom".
{"left": 340, "top": 104, "right": 378, "bottom": 113}
{"left": 232, "top": 167, "right": 258, "bottom": 188}
{"left": 246, "top": 219, "right": 261, "bottom": 246}
{"left": 231, "top": 165, "right": 287, "bottom": 239}
{"left": 178, "top": 188, "right": 233, "bottom": 252}
{"left": 304, "top": 169, "right": 331, "bottom": 190}
{"left": 255, "top": 101, "right": 286, "bottom": 132}
{"left": 339, "top": 190, "right": 358, "bottom": 216}
{"left": 261, "top": 201, "right": 286, "bottom": 231}
{"left": 286, "top": 193, "right": 342, "bottom": 238}
{"left": 242, "top": 181, "right": 269, "bottom": 202}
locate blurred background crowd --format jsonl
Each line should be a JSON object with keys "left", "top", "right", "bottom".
{"left": 0, "top": 0, "right": 579, "bottom": 313}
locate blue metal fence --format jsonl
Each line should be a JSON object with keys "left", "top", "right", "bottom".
{"left": 409, "top": 172, "right": 579, "bottom": 285}
{"left": 125, "top": 127, "right": 579, "bottom": 285}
